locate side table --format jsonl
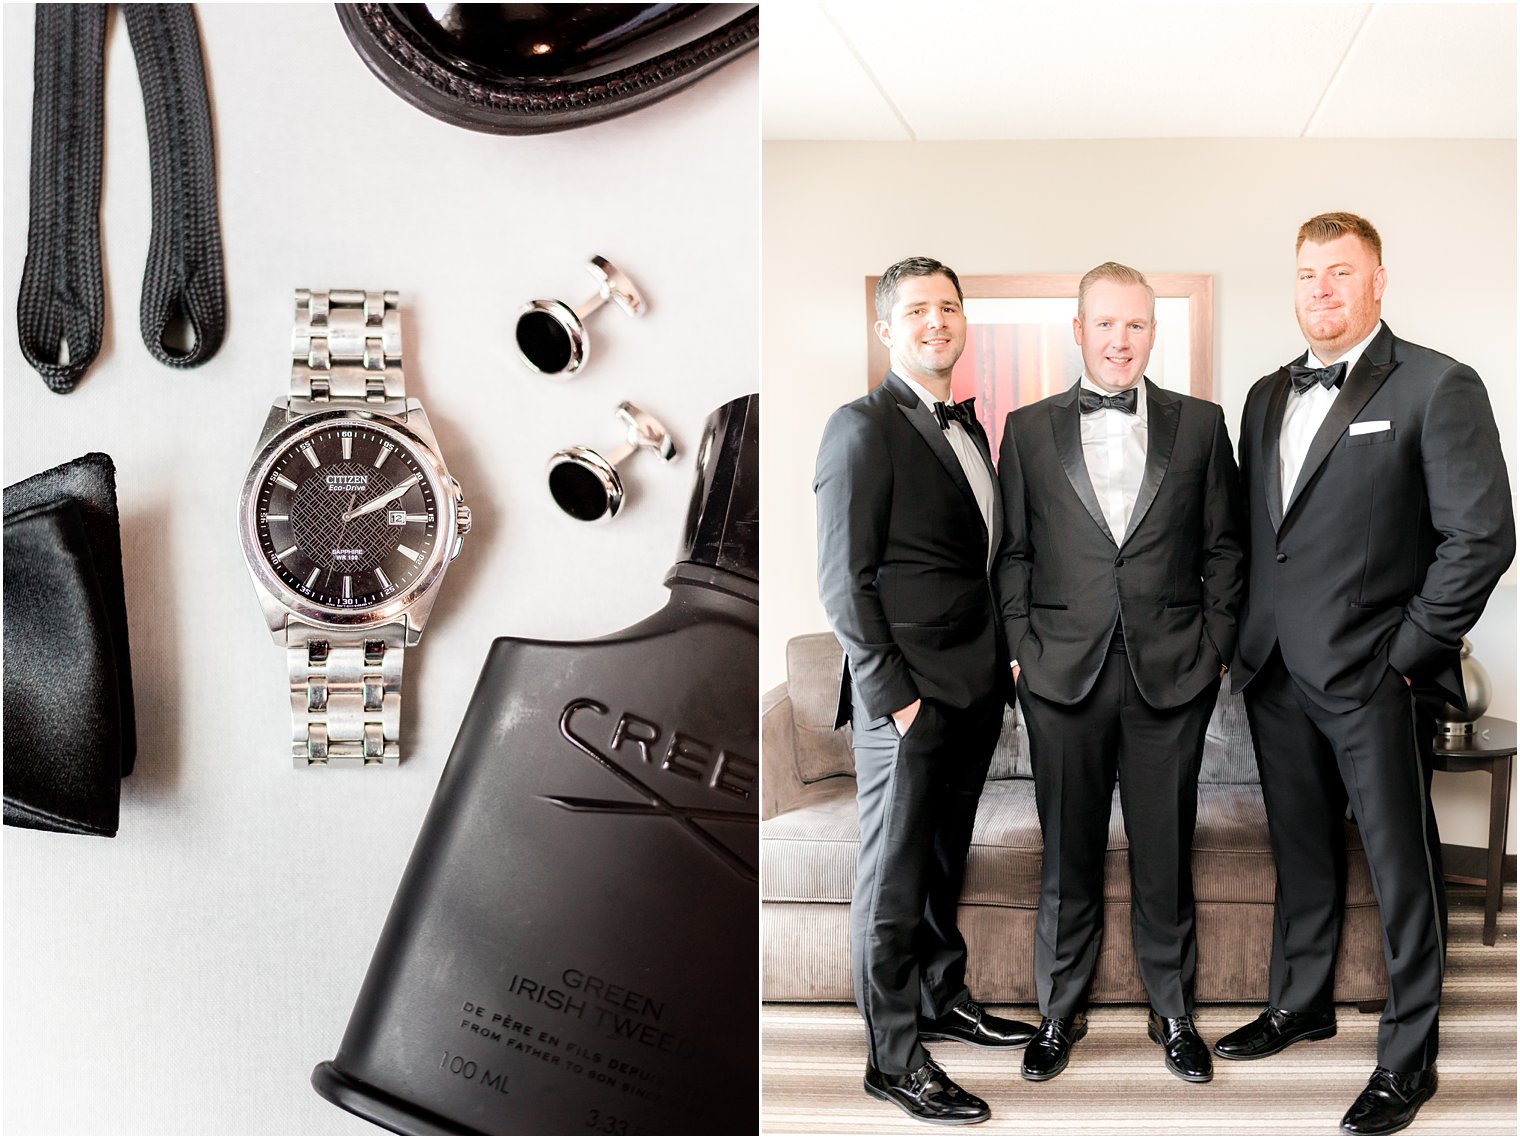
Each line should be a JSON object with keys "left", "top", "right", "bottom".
{"left": 1431, "top": 716, "right": 1515, "bottom": 946}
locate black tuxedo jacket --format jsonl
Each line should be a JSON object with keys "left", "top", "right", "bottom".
{"left": 996, "top": 379, "right": 1243, "bottom": 709}
{"left": 815, "top": 371, "right": 1009, "bottom": 728}
{"left": 1234, "top": 323, "right": 1514, "bottom": 712}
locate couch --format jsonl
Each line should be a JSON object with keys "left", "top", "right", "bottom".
{"left": 762, "top": 632, "right": 1389, "bottom": 1005}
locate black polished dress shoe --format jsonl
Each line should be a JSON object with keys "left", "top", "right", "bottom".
{"left": 1020, "top": 1013, "right": 1088, "bottom": 1081}
{"left": 864, "top": 1058, "right": 990, "bottom": 1125}
{"left": 1213, "top": 1005, "right": 1336, "bottom": 1060}
{"left": 1340, "top": 1067, "right": 1437, "bottom": 1135}
{"left": 1146, "top": 1010, "right": 1213, "bottom": 1083}
{"left": 919, "top": 999, "right": 1038, "bottom": 1049}
{"left": 337, "top": 3, "right": 759, "bottom": 135}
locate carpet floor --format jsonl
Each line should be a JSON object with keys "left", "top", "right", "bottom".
{"left": 761, "top": 884, "right": 1515, "bottom": 1135}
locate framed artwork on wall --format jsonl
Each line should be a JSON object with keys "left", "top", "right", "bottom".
{"left": 865, "top": 272, "right": 1214, "bottom": 455}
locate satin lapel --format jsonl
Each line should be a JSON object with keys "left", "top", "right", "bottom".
{"left": 970, "top": 415, "right": 1002, "bottom": 548}
{"left": 1051, "top": 386, "right": 1116, "bottom": 546}
{"left": 1284, "top": 333, "right": 1399, "bottom": 519}
{"left": 1262, "top": 367, "right": 1293, "bottom": 532}
{"left": 889, "top": 379, "right": 983, "bottom": 524}
{"left": 1121, "top": 381, "right": 1177, "bottom": 546}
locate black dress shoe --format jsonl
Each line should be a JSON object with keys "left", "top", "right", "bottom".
{"left": 864, "top": 1058, "right": 990, "bottom": 1125}
{"left": 919, "top": 999, "right": 1038, "bottom": 1049}
{"left": 1213, "top": 1005, "right": 1336, "bottom": 1060}
{"left": 1340, "top": 1067, "right": 1437, "bottom": 1135}
{"left": 1021, "top": 1014, "right": 1088, "bottom": 1081}
{"left": 1146, "top": 1010, "right": 1213, "bottom": 1083}
{"left": 337, "top": 3, "right": 759, "bottom": 135}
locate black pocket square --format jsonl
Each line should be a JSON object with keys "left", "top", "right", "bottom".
{"left": 4, "top": 453, "right": 136, "bottom": 837}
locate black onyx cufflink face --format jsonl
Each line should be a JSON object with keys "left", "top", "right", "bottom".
{"left": 548, "top": 402, "right": 676, "bottom": 522}
{"left": 515, "top": 256, "right": 645, "bottom": 376}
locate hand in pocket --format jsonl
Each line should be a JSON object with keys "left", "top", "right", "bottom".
{"left": 891, "top": 699, "right": 921, "bottom": 737}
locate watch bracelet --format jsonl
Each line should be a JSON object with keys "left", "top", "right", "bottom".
{"left": 288, "top": 622, "right": 406, "bottom": 766}
{"left": 291, "top": 288, "right": 406, "bottom": 410}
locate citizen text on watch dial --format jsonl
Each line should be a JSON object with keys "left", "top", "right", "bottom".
{"left": 255, "top": 426, "right": 439, "bottom": 609}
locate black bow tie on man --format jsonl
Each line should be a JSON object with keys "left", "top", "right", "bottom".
{"left": 934, "top": 398, "right": 978, "bottom": 431}
{"left": 1077, "top": 387, "right": 1138, "bottom": 415}
{"left": 1287, "top": 360, "right": 1348, "bottom": 394}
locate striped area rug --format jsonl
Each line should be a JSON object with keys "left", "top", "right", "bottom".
{"left": 762, "top": 884, "right": 1515, "bottom": 1135}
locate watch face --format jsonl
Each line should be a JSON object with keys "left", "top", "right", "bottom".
{"left": 251, "top": 423, "right": 443, "bottom": 612}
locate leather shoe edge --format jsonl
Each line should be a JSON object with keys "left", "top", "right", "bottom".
{"left": 864, "top": 1062, "right": 991, "bottom": 1126}
{"left": 1213, "top": 1006, "right": 1337, "bottom": 1061}
{"left": 1147, "top": 1011, "right": 1214, "bottom": 1083}
{"left": 1339, "top": 1067, "right": 1437, "bottom": 1136}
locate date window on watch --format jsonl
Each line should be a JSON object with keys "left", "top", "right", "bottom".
{"left": 387, "top": 509, "right": 407, "bottom": 526}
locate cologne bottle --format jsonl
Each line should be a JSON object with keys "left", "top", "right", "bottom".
{"left": 313, "top": 395, "right": 759, "bottom": 1135}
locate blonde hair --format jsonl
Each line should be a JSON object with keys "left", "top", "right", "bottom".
{"left": 1077, "top": 262, "right": 1154, "bottom": 321}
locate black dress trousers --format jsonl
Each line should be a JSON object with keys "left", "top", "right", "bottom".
{"left": 1018, "top": 645, "right": 1218, "bottom": 1019}
{"left": 1245, "top": 649, "right": 1444, "bottom": 1073}
{"left": 849, "top": 693, "right": 1002, "bottom": 1075}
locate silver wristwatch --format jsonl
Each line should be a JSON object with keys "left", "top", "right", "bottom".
{"left": 238, "top": 289, "right": 471, "bottom": 767}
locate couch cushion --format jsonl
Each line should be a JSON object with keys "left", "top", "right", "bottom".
{"left": 760, "top": 777, "right": 860, "bottom": 901}
{"left": 786, "top": 633, "right": 855, "bottom": 783}
{"left": 988, "top": 705, "right": 1031, "bottom": 779}
{"left": 787, "top": 633, "right": 1034, "bottom": 781}
{"left": 782, "top": 631, "right": 1261, "bottom": 786}
{"left": 761, "top": 777, "right": 1373, "bottom": 909}
{"left": 1200, "top": 685, "right": 1259, "bottom": 784}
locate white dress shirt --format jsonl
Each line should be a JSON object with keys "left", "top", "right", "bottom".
{"left": 1279, "top": 321, "right": 1383, "bottom": 506}
{"left": 899, "top": 374, "right": 998, "bottom": 569}
{"left": 1078, "top": 375, "right": 1149, "bottom": 544}
{"left": 1012, "top": 377, "right": 1148, "bottom": 670}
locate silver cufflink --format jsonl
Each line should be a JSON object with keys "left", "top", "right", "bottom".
{"left": 547, "top": 402, "right": 676, "bottom": 522}
{"left": 514, "top": 256, "right": 645, "bottom": 376}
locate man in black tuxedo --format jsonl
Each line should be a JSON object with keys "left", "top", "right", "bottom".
{"left": 815, "top": 256, "right": 1034, "bottom": 1125}
{"left": 1217, "top": 212, "right": 1514, "bottom": 1136}
{"left": 996, "top": 262, "right": 1243, "bottom": 1084}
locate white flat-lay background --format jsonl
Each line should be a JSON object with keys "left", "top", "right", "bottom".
{"left": 2, "top": 5, "right": 758, "bottom": 1133}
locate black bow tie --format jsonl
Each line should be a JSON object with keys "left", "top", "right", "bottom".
{"left": 933, "top": 398, "right": 977, "bottom": 431}
{"left": 1288, "top": 360, "right": 1348, "bottom": 394}
{"left": 1078, "top": 388, "right": 1138, "bottom": 415}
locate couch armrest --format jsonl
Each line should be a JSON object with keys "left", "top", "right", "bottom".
{"left": 762, "top": 681, "right": 805, "bottom": 819}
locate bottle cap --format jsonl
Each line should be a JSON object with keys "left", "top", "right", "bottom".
{"left": 674, "top": 393, "right": 758, "bottom": 582}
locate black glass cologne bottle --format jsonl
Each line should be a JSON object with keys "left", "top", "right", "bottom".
{"left": 313, "top": 395, "right": 758, "bottom": 1135}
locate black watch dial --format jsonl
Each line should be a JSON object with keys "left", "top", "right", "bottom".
{"left": 254, "top": 425, "right": 441, "bottom": 610}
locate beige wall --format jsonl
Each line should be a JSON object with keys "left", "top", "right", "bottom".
{"left": 762, "top": 137, "right": 1516, "bottom": 852}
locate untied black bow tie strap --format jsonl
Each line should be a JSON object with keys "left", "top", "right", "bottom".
{"left": 1078, "top": 388, "right": 1138, "bottom": 414}
{"left": 124, "top": 4, "right": 227, "bottom": 370}
{"left": 1288, "top": 360, "right": 1347, "bottom": 394}
{"left": 17, "top": 4, "right": 226, "bottom": 394}
{"left": 17, "top": 5, "right": 107, "bottom": 393}
{"left": 933, "top": 397, "right": 977, "bottom": 430}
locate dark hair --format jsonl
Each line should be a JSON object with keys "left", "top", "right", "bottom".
{"left": 1296, "top": 212, "right": 1382, "bottom": 263}
{"left": 875, "top": 257, "right": 963, "bottom": 322}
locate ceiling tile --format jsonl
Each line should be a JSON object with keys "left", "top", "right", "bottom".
{"left": 827, "top": 2, "right": 1370, "bottom": 139}
{"left": 760, "top": 2, "right": 911, "bottom": 139}
{"left": 762, "top": 3, "right": 1516, "bottom": 141}
{"left": 1308, "top": 4, "right": 1516, "bottom": 137}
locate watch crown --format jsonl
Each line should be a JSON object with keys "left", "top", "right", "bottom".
{"left": 450, "top": 504, "right": 470, "bottom": 562}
